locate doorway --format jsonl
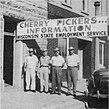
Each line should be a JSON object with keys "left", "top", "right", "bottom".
{"left": 3, "top": 35, "right": 14, "bottom": 85}
{"left": 78, "top": 39, "right": 91, "bottom": 79}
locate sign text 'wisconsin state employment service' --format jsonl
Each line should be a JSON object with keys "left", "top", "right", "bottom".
{"left": 17, "top": 16, "right": 107, "bottom": 40}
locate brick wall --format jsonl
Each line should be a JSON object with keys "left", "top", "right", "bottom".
{"left": 47, "top": 38, "right": 58, "bottom": 57}
{"left": 69, "top": 38, "right": 78, "bottom": 54}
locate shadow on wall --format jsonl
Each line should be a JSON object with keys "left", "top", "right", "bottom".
{"left": 22, "top": 39, "right": 42, "bottom": 59}
{"left": 21, "top": 63, "right": 26, "bottom": 91}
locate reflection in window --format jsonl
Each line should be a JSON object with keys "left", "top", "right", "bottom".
{"left": 58, "top": 38, "right": 67, "bottom": 58}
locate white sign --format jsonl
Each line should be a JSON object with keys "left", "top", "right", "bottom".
{"left": 16, "top": 16, "right": 107, "bottom": 40}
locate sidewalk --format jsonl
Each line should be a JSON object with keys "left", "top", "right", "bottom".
{"left": 1, "top": 79, "right": 87, "bottom": 109}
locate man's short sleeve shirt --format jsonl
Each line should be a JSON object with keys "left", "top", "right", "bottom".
{"left": 25, "top": 55, "right": 38, "bottom": 68}
{"left": 66, "top": 53, "right": 79, "bottom": 67}
{"left": 40, "top": 56, "right": 50, "bottom": 66}
{"left": 51, "top": 55, "right": 65, "bottom": 66}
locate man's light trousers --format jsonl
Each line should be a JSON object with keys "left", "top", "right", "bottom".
{"left": 39, "top": 67, "right": 49, "bottom": 92}
{"left": 26, "top": 68, "right": 36, "bottom": 90}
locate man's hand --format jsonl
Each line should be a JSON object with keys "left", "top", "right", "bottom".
{"left": 24, "top": 63, "right": 27, "bottom": 72}
{"left": 21, "top": 74, "right": 24, "bottom": 79}
{"left": 62, "top": 63, "right": 65, "bottom": 68}
{"left": 48, "top": 68, "right": 50, "bottom": 74}
{"left": 37, "top": 71, "right": 40, "bottom": 79}
{"left": 77, "top": 64, "right": 79, "bottom": 70}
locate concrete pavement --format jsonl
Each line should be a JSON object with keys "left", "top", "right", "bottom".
{"left": 1, "top": 79, "right": 87, "bottom": 109}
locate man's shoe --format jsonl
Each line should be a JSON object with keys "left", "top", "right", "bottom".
{"left": 58, "top": 92, "right": 61, "bottom": 95}
{"left": 31, "top": 90, "right": 36, "bottom": 93}
{"left": 66, "top": 92, "right": 72, "bottom": 96}
{"left": 73, "top": 93, "right": 76, "bottom": 97}
{"left": 45, "top": 91, "right": 48, "bottom": 94}
{"left": 51, "top": 92, "right": 54, "bottom": 94}
{"left": 25, "top": 89, "right": 29, "bottom": 92}
{"left": 51, "top": 91, "right": 56, "bottom": 94}
{"left": 40, "top": 91, "right": 43, "bottom": 93}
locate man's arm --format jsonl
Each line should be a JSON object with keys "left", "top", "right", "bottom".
{"left": 48, "top": 57, "right": 51, "bottom": 68}
{"left": 61, "top": 56, "right": 65, "bottom": 68}
{"left": 24, "top": 58, "right": 27, "bottom": 71}
{"left": 65, "top": 56, "right": 68, "bottom": 66}
{"left": 35, "top": 56, "right": 39, "bottom": 72}
{"left": 22, "top": 58, "right": 27, "bottom": 78}
{"left": 49, "top": 57, "right": 53, "bottom": 66}
{"left": 77, "top": 63, "right": 79, "bottom": 70}
{"left": 77, "top": 55, "right": 80, "bottom": 70}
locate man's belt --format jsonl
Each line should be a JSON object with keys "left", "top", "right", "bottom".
{"left": 52, "top": 66, "right": 62, "bottom": 68}
{"left": 68, "top": 66, "right": 77, "bottom": 68}
{"left": 40, "top": 65, "right": 49, "bottom": 67}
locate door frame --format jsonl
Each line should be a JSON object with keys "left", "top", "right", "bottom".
{"left": 78, "top": 50, "right": 83, "bottom": 79}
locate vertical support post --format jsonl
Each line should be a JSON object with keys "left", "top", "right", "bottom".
{"left": 95, "top": 37, "right": 99, "bottom": 69}
{"left": 66, "top": 38, "right": 69, "bottom": 56}
{"left": 0, "top": 5, "right": 4, "bottom": 92}
{"left": 13, "top": 30, "right": 23, "bottom": 88}
{"left": 85, "top": 0, "right": 88, "bottom": 12}
{"left": 94, "top": 1, "right": 100, "bottom": 70}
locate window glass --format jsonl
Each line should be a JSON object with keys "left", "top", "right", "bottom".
{"left": 83, "top": 0, "right": 85, "bottom": 11}
{"left": 58, "top": 38, "right": 67, "bottom": 58}
{"left": 82, "top": 0, "right": 88, "bottom": 12}
{"left": 99, "top": 42, "right": 104, "bottom": 66}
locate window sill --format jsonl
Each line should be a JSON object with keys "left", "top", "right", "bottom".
{"left": 81, "top": 10, "right": 89, "bottom": 15}
{"left": 61, "top": 2, "right": 72, "bottom": 9}
{"left": 99, "top": 64, "right": 105, "bottom": 69}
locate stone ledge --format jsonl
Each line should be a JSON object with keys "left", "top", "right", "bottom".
{"left": 0, "top": 0, "right": 48, "bottom": 20}
{"left": 1, "top": 4, "right": 47, "bottom": 20}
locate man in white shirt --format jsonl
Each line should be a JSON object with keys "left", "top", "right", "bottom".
{"left": 39, "top": 49, "right": 50, "bottom": 93}
{"left": 66, "top": 46, "right": 79, "bottom": 96}
{"left": 50, "top": 48, "right": 65, "bottom": 95}
{"left": 24, "top": 48, "right": 38, "bottom": 92}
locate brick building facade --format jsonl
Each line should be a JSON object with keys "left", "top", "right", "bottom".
{"left": 0, "top": 0, "right": 109, "bottom": 91}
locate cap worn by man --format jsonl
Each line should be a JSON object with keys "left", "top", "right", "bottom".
{"left": 29, "top": 48, "right": 34, "bottom": 52}
{"left": 42, "top": 48, "right": 48, "bottom": 52}
{"left": 54, "top": 48, "right": 59, "bottom": 52}
{"left": 68, "top": 46, "right": 74, "bottom": 51}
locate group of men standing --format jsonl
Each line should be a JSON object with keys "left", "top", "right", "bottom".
{"left": 24, "top": 46, "right": 79, "bottom": 96}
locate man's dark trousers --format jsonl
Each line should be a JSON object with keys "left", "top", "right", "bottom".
{"left": 52, "top": 67, "right": 62, "bottom": 93}
{"left": 67, "top": 66, "right": 78, "bottom": 93}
